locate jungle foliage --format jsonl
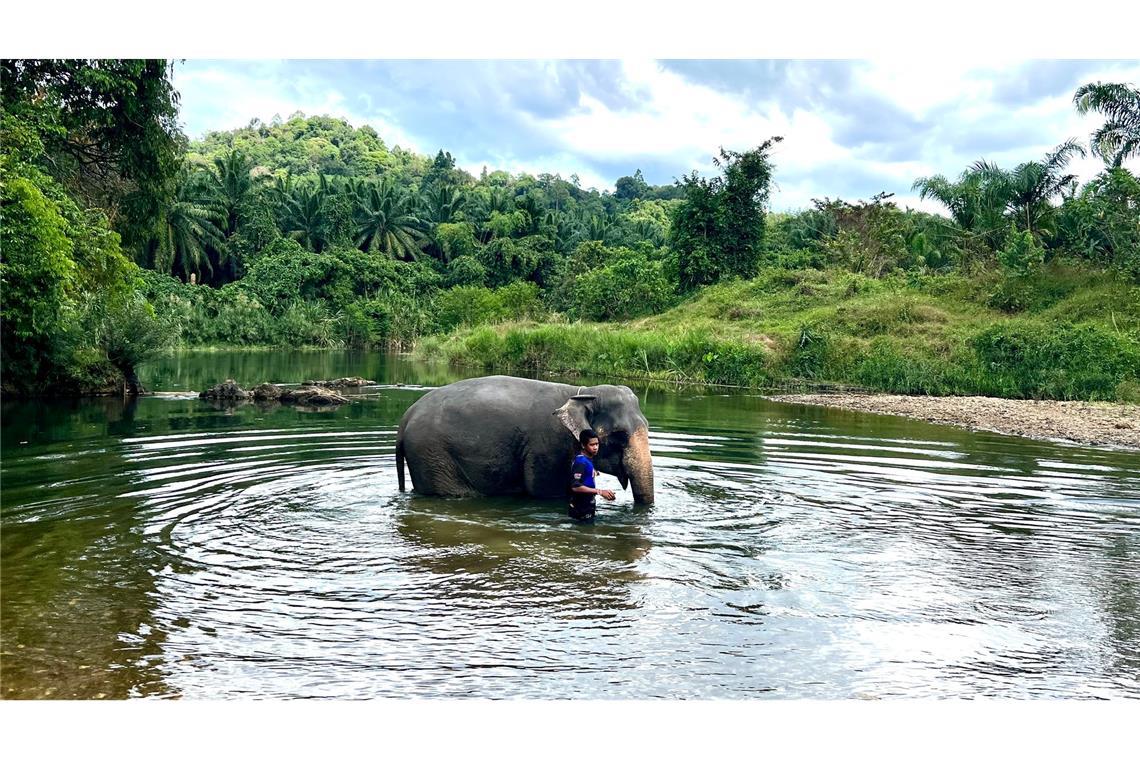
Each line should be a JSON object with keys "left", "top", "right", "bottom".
{"left": 3, "top": 60, "right": 1138, "bottom": 401}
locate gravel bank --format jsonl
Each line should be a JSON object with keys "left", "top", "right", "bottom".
{"left": 767, "top": 394, "right": 1140, "bottom": 449}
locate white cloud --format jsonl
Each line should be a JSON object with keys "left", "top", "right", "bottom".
{"left": 537, "top": 61, "right": 858, "bottom": 197}
{"left": 172, "top": 59, "right": 1140, "bottom": 213}
{"left": 172, "top": 61, "right": 424, "bottom": 153}
{"left": 854, "top": 60, "right": 999, "bottom": 119}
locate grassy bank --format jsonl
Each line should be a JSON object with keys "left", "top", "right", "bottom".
{"left": 417, "top": 264, "right": 1140, "bottom": 402}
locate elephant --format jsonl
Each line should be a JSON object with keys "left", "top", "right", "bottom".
{"left": 395, "top": 376, "right": 654, "bottom": 504}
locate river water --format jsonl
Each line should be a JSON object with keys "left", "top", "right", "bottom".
{"left": 2, "top": 350, "right": 1138, "bottom": 699}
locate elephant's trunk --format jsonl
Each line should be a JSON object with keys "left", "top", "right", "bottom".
{"left": 623, "top": 426, "right": 654, "bottom": 505}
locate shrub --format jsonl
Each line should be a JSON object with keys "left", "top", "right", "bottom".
{"left": 445, "top": 255, "right": 487, "bottom": 287}
{"left": 970, "top": 321, "right": 1140, "bottom": 400}
{"left": 279, "top": 301, "right": 343, "bottom": 348}
{"left": 1, "top": 176, "right": 77, "bottom": 385}
{"left": 998, "top": 226, "right": 1045, "bottom": 276}
{"left": 435, "top": 282, "right": 545, "bottom": 331}
{"left": 571, "top": 252, "right": 676, "bottom": 321}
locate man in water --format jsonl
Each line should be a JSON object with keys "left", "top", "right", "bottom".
{"left": 569, "top": 429, "right": 616, "bottom": 522}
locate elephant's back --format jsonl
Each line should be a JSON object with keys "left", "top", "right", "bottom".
{"left": 401, "top": 375, "right": 577, "bottom": 426}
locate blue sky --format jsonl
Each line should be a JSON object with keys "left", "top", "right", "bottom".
{"left": 173, "top": 59, "right": 1140, "bottom": 213}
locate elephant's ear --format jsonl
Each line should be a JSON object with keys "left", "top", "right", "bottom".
{"left": 554, "top": 395, "right": 594, "bottom": 440}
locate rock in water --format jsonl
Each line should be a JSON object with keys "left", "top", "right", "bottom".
{"left": 251, "top": 382, "right": 282, "bottom": 400}
{"left": 199, "top": 379, "right": 250, "bottom": 400}
{"left": 280, "top": 386, "right": 350, "bottom": 406}
{"left": 198, "top": 380, "right": 348, "bottom": 406}
{"left": 302, "top": 377, "right": 376, "bottom": 388}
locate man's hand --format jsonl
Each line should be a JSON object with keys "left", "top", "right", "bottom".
{"left": 598, "top": 488, "right": 616, "bottom": 501}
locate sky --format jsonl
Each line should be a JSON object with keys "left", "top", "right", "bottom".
{"left": 172, "top": 59, "right": 1140, "bottom": 214}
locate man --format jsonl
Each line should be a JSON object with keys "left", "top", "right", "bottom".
{"left": 568, "top": 429, "right": 616, "bottom": 522}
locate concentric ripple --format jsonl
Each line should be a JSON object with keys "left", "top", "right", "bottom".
{"left": 2, "top": 362, "right": 1139, "bottom": 699}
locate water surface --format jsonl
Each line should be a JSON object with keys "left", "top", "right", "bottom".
{"left": 2, "top": 350, "right": 1138, "bottom": 698}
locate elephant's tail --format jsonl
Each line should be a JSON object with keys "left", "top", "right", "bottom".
{"left": 396, "top": 436, "right": 406, "bottom": 492}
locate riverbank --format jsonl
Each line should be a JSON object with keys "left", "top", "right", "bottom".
{"left": 416, "top": 266, "right": 1140, "bottom": 403}
{"left": 766, "top": 393, "right": 1140, "bottom": 449}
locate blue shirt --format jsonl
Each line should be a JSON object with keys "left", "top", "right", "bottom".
{"left": 570, "top": 453, "right": 596, "bottom": 489}
{"left": 569, "top": 454, "right": 597, "bottom": 514}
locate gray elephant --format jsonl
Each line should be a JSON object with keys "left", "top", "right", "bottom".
{"left": 396, "top": 376, "right": 654, "bottom": 504}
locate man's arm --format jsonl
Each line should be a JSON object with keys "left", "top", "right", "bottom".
{"left": 572, "top": 484, "right": 616, "bottom": 501}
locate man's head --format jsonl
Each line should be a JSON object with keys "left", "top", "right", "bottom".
{"left": 579, "top": 429, "right": 600, "bottom": 457}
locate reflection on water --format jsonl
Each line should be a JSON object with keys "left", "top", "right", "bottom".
{"left": 2, "top": 350, "right": 1139, "bottom": 698}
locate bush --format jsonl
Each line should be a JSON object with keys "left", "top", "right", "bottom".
{"left": 435, "top": 282, "right": 546, "bottom": 331}
{"left": 77, "top": 291, "right": 174, "bottom": 391}
{"left": 0, "top": 175, "right": 77, "bottom": 386}
{"left": 445, "top": 255, "right": 487, "bottom": 287}
{"left": 570, "top": 250, "right": 676, "bottom": 321}
{"left": 279, "top": 301, "right": 342, "bottom": 347}
{"left": 970, "top": 321, "right": 1140, "bottom": 400}
{"left": 188, "top": 286, "right": 276, "bottom": 345}
{"left": 998, "top": 226, "right": 1045, "bottom": 276}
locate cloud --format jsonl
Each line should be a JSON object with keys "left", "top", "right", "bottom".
{"left": 173, "top": 58, "right": 1140, "bottom": 212}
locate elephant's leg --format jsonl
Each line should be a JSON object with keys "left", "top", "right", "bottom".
{"left": 523, "top": 449, "right": 569, "bottom": 499}
{"left": 408, "top": 450, "right": 483, "bottom": 498}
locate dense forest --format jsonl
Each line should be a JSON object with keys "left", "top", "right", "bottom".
{"left": 2, "top": 60, "right": 1139, "bottom": 400}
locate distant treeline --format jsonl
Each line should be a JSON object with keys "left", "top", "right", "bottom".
{"left": 2, "top": 60, "right": 1138, "bottom": 400}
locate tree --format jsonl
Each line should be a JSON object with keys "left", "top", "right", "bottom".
{"left": 354, "top": 177, "right": 428, "bottom": 260}
{"left": 206, "top": 148, "right": 267, "bottom": 236}
{"left": 282, "top": 177, "right": 332, "bottom": 252}
{"left": 1, "top": 175, "right": 76, "bottom": 384}
{"left": 421, "top": 183, "right": 467, "bottom": 224}
{"left": 1057, "top": 167, "right": 1140, "bottom": 276}
{"left": 670, "top": 138, "right": 783, "bottom": 290}
{"left": 973, "top": 139, "right": 1086, "bottom": 237}
{"left": 912, "top": 167, "right": 1008, "bottom": 248}
{"left": 422, "top": 149, "right": 470, "bottom": 190}
{"left": 151, "top": 167, "right": 227, "bottom": 281}
{"left": 615, "top": 169, "right": 649, "bottom": 202}
{"left": 913, "top": 170, "right": 988, "bottom": 231}
{"left": 473, "top": 185, "right": 515, "bottom": 222}
{"left": 1, "top": 124, "right": 168, "bottom": 394}
{"left": 1074, "top": 81, "right": 1140, "bottom": 168}
{"left": 584, "top": 214, "right": 615, "bottom": 243}
{"left": 0, "top": 59, "right": 184, "bottom": 249}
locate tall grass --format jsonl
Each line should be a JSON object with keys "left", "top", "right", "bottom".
{"left": 418, "top": 264, "right": 1140, "bottom": 401}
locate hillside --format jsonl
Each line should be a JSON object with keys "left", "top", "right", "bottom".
{"left": 418, "top": 263, "right": 1140, "bottom": 402}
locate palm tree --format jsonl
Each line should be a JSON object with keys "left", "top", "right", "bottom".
{"left": 1074, "top": 81, "right": 1140, "bottom": 168}
{"left": 544, "top": 210, "right": 583, "bottom": 254}
{"left": 912, "top": 170, "right": 987, "bottom": 231}
{"left": 515, "top": 194, "right": 544, "bottom": 235}
{"left": 973, "top": 139, "right": 1086, "bottom": 236}
{"left": 421, "top": 183, "right": 467, "bottom": 224}
{"left": 152, "top": 167, "right": 227, "bottom": 281}
{"left": 585, "top": 213, "right": 614, "bottom": 243}
{"left": 354, "top": 177, "right": 427, "bottom": 260}
{"left": 477, "top": 186, "right": 515, "bottom": 218}
{"left": 206, "top": 149, "right": 268, "bottom": 236}
{"left": 281, "top": 176, "right": 331, "bottom": 252}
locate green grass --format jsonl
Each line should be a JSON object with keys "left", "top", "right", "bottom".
{"left": 417, "top": 264, "right": 1140, "bottom": 402}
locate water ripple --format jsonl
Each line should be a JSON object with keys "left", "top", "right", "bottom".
{"left": 3, "top": 386, "right": 1139, "bottom": 699}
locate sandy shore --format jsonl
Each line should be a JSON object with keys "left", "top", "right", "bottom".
{"left": 767, "top": 393, "right": 1140, "bottom": 449}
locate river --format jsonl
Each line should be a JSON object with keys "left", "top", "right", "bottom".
{"left": 2, "top": 350, "right": 1138, "bottom": 699}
